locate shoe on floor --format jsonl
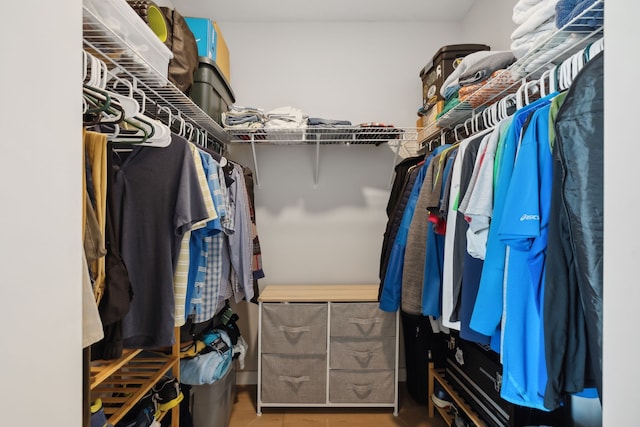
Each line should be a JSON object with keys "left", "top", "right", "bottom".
{"left": 90, "top": 398, "right": 113, "bottom": 427}
{"left": 153, "top": 376, "right": 184, "bottom": 412}
{"left": 431, "top": 382, "right": 453, "bottom": 408}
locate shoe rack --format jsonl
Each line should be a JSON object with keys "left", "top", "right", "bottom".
{"left": 428, "top": 362, "right": 486, "bottom": 427}
{"left": 88, "top": 328, "right": 181, "bottom": 426}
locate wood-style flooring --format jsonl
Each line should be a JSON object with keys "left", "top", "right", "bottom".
{"left": 227, "top": 383, "right": 447, "bottom": 427}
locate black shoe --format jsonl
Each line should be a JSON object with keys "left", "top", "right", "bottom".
{"left": 115, "top": 390, "right": 158, "bottom": 427}
{"left": 153, "top": 376, "right": 184, "bottom": 412}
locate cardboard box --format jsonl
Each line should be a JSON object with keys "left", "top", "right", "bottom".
{"left": 213, "top": 22, "right": 230, "bottom": 83}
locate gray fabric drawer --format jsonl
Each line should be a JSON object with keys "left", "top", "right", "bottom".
{"left": 330, "top": 303, "right": 395, "bottom": 337}
{"left": 261, "top": 353, "right": 327, "bottom": 403}
{"left": 329, "top": 369, "right": 395, "bottom": 403}
{"left": 330, "top": 337, "right": 395, "bottom": 370}
{"left": 262, "top": 303, "right": 327, "bottom": 354}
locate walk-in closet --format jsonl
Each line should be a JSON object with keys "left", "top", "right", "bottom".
{"left": 1, "top": 1, "right": 636, "bottom": 426}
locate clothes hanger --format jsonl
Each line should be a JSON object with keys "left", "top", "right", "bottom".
{"left": 125, "top": 84, "right": 172, "bottom": 147}
{"left": 106, "top": 73, "right": 141, "bottom": 119}
{"left": 453, "top": 123, "right": 465, "bottom": 143}
{"left": 482, "top": 107, "right": 494, "bottom": 129}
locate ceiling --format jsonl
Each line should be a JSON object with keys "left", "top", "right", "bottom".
{"left": 169, "top": 0, "right": 477, "bottom": 23}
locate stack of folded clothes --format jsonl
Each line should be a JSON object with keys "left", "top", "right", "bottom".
{"left": 510, "top": 0, "right": 559, "bottom": 59}
{"left": 307, "top": 117, "right": 353, "bottom": 141}
{"left": 437, "top": 51, "right": 517, "bottom": 118}
{"left": 308, "top": 117, "right": 352, "bottom": 127}
{"left": 222, "top": 105, "right": 266, "bottom": 129}
{"left": 555, "top": 0, "right": 603, "bottom": 30}
{"left": 264, "top": 106, "right": 308, "bottom": 130}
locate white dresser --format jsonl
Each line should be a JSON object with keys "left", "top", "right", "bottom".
{"left": 257, "top": 284, "right": 399, "bottom": 415}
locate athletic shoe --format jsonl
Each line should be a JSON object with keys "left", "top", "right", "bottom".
{"left": 153, "top": 376, "right": 184, "bottom": 412}
{"left": 115, "top": 390, "right": 158, "bottom": 427}
{"left": 431, "top": 382, "right": 453, "bottom": 408}
{"left": 90, "top": 398, "right": 113, "bottom": 427}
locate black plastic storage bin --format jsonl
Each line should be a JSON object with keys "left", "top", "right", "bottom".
{"left": 419, "top": 44, "right": 490, "bottom": 107}
{"left": 190, "top": 56, "right": 235, "bottom": 125}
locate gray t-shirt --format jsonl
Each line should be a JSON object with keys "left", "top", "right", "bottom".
{"left": 113, "top": 134, "right": 208, "bottom": 348}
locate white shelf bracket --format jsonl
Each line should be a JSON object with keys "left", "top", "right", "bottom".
{"left": 389, "top": 139, "right": 402, "bottom": 188}
{"left": 250, "top": 134, "right": 261, "bottom": 188}
{"left": 314, "top": 134, "right": 321, "bottom": 189}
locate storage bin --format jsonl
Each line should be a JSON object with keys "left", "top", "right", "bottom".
{"left": 330, "top": 302, "right": 395, "bottom": 338}
{"left": 184, "top": 17, "right": 216, "bottom": 60}
{"left": 330, "top": 337, "right": 395, "bottom": 370}
{"left": 261, "top": 302, "right": 327, "bottom": 354}
{"left": 191, "top": 364, "right": 236, "bottom": 427}
{"left": 184, "top": 18, "right": 231, "bottom": 82}
{"left": 329, "top": 370, "right": 394, "bottom": 403}
{"left": 261, "top": 354, "right": 327, "bottom": 403}
{"left": 419, "top": 44, "right": 490, "bottom": 107}
{"left": 83, "top": 0, "right": 173, "bottom": 82}
{"left": 190, "top": 56, "right": 235, "bottom": 124}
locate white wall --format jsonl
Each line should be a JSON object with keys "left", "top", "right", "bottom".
{"left": 460, "top": 0, "right": 516, "bottom": 51}
{"left": 0, "top": 0, "right": 82, "bottom": 425}
{"left": 603, "top": 2, "right": 640, "bottom": 426}
{"left": 219, "top": 20, "right": 465, "bottom": 378}
{"left": 221, "top": 21, "right": 465, "bottom": 128}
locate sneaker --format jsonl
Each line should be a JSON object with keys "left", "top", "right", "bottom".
{"left": 153, "top": 376, "right": 184, "bottom": 412}
{"left": 90, "top": 398, "right": 113, "bottom": 427}
{"left": 115, "top": 390, "right": 158, "bottom": 427}
{"left": 431, "top": 382, "right": 453, "bottom": 409}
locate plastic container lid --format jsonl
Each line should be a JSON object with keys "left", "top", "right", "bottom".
{"left": 194, "top": 56, "right": 235, "bottom": 106}
{"left": 419, "top": 44, "right": 491, "bottom": 78}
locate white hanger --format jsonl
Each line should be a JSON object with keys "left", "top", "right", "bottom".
{"left": 108, "top": 74, "right": 141, "bottom": 118}
{"left": 515, "top": 79, "right": 528, "bottom": 110}
{"left": 184, "top": 122, "right": 195, "bottom": 142}
{"left": 453, "top": 123, "right": 465, "bottom": 142}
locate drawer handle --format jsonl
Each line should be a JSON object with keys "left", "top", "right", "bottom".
{"left": 348, "top": 317, "right": 381, "bottom": 335}
{"left": 350, "top": 384, "right": 373, "bottom": 398}
{"left": 278, "top": 375, "right": 311, "bottom": 389}
{"left": 348, "top": 317, "right": 381, "bottom": 325}
{"left": 348, "top": 350, "right": 374, "bottom": 367}
{"left": 278, "top": 325, "right": 311, "bottom": 334}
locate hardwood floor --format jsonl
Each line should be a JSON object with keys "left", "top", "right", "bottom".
{"left": 227, "top": 382, "right": 447, "bottom": 427}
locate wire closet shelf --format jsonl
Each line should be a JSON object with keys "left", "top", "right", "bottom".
{"left": 226, "top": 127, "right": 420, "bottom": 146}
{"left": 433, "top": 0, "right": 604, "bottom": 130}
{"left": 82, "top": 5, "right": 229, "bottom": 148}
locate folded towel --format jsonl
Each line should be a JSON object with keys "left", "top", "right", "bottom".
{"left": 458, "top": 51, "right": 516, "bottom": 86}
{"left": 511, "top": 0, "right": 558, "bottom": 40}
{"left": 511, "top": 20, "right": 556, "bottom": 59}
{"left": 513, "top": 0, "right": 558, "bottom": 25}
{"left": 436, "top": 91, "right": 460, "bottom": 120}
{"left": 228, "top": 105, "right": 265, "bottom": 114}
{"left": 523, "top": 32, "right": 579, "bottom": 73}
{"left": 439, "top": 50, "right": 502, "bottom": 98}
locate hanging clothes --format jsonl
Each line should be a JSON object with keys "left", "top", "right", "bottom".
{"left": 498, "top": 102, "right": 555, "bottom": 410}
{"left": 112, "top": 134, "right": 209, "bottom": 348}
{"left": 379, "top": 145, "right": 449, "bottom": 312}
{"left": 544, "top": 51, "right": 603, "bottom": 409}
